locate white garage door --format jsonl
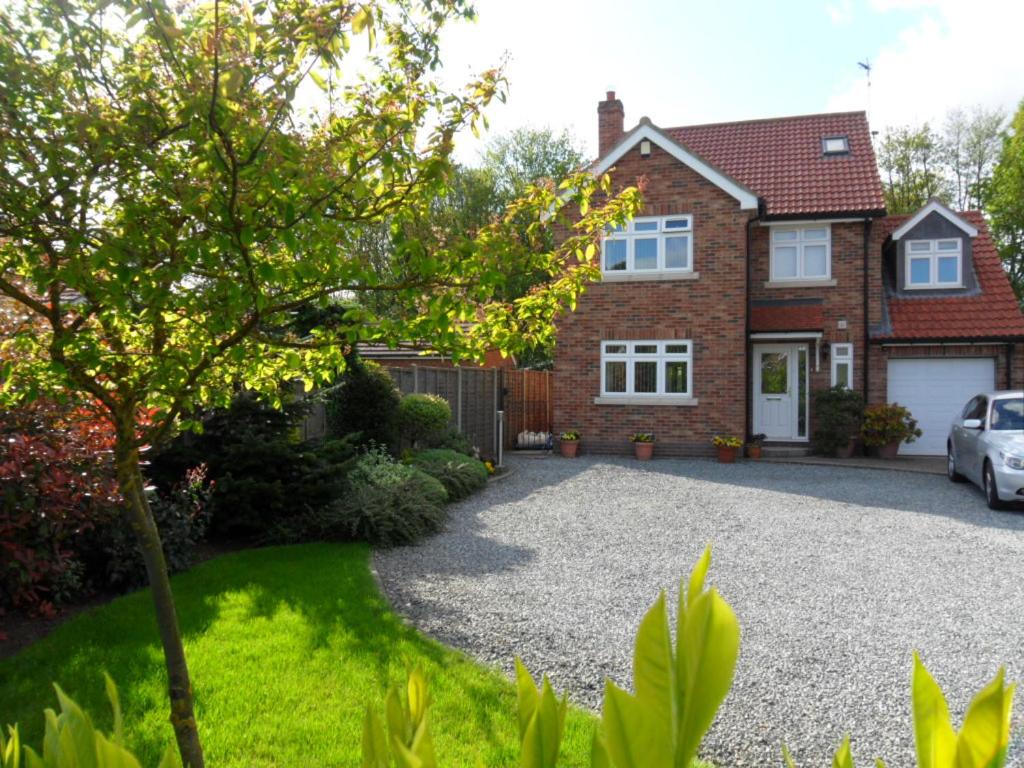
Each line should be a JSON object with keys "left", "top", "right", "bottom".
{"left": 887, "top": 358, "right": 995, "bottom": 455}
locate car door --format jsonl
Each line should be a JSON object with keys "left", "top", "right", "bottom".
{"left": 959, "top": 395, "right": 988, "bottom": 483}
{"left": 951, "top": 396, "right": 978, "bottom": 462}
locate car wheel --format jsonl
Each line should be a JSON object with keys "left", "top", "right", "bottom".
{"left": 947, "top": 444, "right": 966, "bottom": 483}
{"left": 983, "top": 461, "right": 1004, "bottom": 510}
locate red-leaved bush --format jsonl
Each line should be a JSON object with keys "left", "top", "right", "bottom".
{"left": 0, "top": 401, "right": 122, "bottom": 614}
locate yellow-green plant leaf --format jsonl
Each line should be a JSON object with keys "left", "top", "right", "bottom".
{"left": 954, "top": 668, "right": 1014, "bottom": 768}
{"left": 591, "top": 733, "right": 611, "bottom": 768}
{"left": 515, "top": 658, "right": 540, "bottom": 741}
{"left": 602, "top": 682, "right": 670, "bottom": 768}
{"left": 832, "top": 735, "right": 855, "bottom": 768}
{"left": 912, "top": 653, "right": 956, "bottom": 768}
{"left": 686, "top": 545, "right": 712, "bottom": 610}
{"left": 782, "top": 744, "right": 798, "bottom": 768}
{"left": 675, "top": 588, "right": 740, "bottom": 768}
{"left": 408, "top": 668, "right": 430, "bottom": 728}
{"left": 362, "top": 708, "right": 388, "bottom": 768}
{"left": 104, "top": 673, "right": 124, "bottom": 745}
{"left": 632, "top": 591, "right": 675, "bottom": 734}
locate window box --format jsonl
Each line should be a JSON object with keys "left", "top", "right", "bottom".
{"left": 602, "top": 216, "right": 693, "bottom": 275}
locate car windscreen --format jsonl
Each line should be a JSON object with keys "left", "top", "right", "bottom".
{"left": 990, "top": 397, "right": 1024, "bottom": 431}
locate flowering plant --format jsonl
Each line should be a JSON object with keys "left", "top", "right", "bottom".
{"left": 629, "top": 432, "right": 655, "bottom": 443}
{"left": 712, "top": 435, "right": 743, "bottom": 449}
{"left": 861, "top": 403, "right": 922, "bottom": 447}
{"left": 559, "top": 430, "right": 581, "bottom": 441}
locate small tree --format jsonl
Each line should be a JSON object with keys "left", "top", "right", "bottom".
{"left": 988, "top": 99, "right": 1024, "bottom": 301}
{"left": 0, "top": 1, "right": 641, "bottom": 764}
{"left": 324, "top": 355, "right": 401, "bottom": 448}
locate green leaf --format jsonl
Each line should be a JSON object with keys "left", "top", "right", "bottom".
{"left": 782, "top": 744, "right": 799, "bottom": 768}
{"left": 912, "top": 652, "right": 956, "bottom": 768}
{"left": 591, "top": 733, "right": 611, "bottom": 768}
{"left": 602, "top": 682, "right": 670, "bottom": 768}
{"left": 675, "top": 587, "right": 740, "bottom": 768}
{"left": 632, "top": 591, "right": 674, "bottom": 735}
{"left": 352, "top": 6, "right": 372, "bottom": 33}
{"left": 686, "top": 544, "right": 712, "bottom": 610}
{"left": 954, "top": 668, "right": 1014, "bottom": 768}
{"left": 515, "top": 658, "right": 539, "bottom": 741}
{"left": 361, "top": 708, "right": 388, "bottom": 768}
{"left": 832, "top": 735, "right": 855, "bottom": 768}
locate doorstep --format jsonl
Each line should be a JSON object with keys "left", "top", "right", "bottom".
{"left": 760, "top": 454, "right": 946, "bottom": 475}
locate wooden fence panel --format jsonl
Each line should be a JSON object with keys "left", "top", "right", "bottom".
{"left": 504, "top": 369, "right": 552, "bottom": 449}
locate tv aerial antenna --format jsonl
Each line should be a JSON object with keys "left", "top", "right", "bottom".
{"left": 858, "top": 58, "right": 877, "bottom": 139}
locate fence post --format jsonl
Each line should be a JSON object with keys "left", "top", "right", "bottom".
{"left": 456, "top": 366, "right": 463, "bottom": 431}
{"left": 412, "top": 364, "right": 419, "bottom": 393}
{"left": 492, "top": 368, "right": 499, "bottom": 459}
{"left": 496, "top": 410, "right": 504, "bottom": 467}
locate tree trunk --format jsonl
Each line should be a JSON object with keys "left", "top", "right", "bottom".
{"left": 114, "top": 434, "right": 206, "bottom": 768}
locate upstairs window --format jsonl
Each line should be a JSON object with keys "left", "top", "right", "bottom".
{"left": 770, "top": 225, "right": 831, "bottom": 281}
{"left": 906, "top": 239, "right": 962, "bottom": 289}
{"left": 822, "top": 136, "right": 850, "bottom": 155}
{"left": 601, "top": 340, "right": 693, "bottom": 397}
{"left": 602, "top": 215, "right": 693, "bottom": 274}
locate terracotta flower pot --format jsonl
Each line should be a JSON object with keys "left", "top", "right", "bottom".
{"left": 876, "top": 440, "right": 901, "bottom": 459}
{"left": 747, "top": 445, "right": 762, "bottom": 459}
{"left": 633, "top": 441, "right": 654, "bottom": 461}
{"left": 716, "top": 446, "right": 737, "bottom": 464}
{"left": 560, "top": 440, "right": 579, "bottom": 458}
{"left": 835, "top": 438, "right": 856, "bottom": 459}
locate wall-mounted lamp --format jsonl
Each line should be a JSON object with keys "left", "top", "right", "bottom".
{"left": 837, "top": 316, "right": 848, "bottom": 330}
{"left": 639, "top": 140, "right": 651, "bottom": 157}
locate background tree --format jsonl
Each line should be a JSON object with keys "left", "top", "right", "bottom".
{"left": 0, "top": 1, "right": 641, "bottom": 765}
{"left": 942, "top": 106, "right": 1005, "bottom": 211}
{"left": 987, "top": 99, "right": 1024, "bottom": 300}
{"left": 877, "top": 124, "right": 948, "bottom": 214}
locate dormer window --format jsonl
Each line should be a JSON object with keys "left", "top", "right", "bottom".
{"left": 822, "top": 136, "right": 849, "bottom": 155}
{"left": 906, "top": 239, "right": 963, "bottom": 289}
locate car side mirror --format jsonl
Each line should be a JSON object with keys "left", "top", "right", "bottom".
{"left": 962, "top": 418, "right": 983, "bottom": 430}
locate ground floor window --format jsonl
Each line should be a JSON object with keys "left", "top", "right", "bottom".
{"left": 831, "top": 343, "right": 853, "bottom": 388}
{"left": 601, "top": 340, "right": 693, "bottom": 396}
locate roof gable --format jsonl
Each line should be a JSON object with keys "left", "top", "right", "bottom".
{"left": 890, "top": 199, "right": 978, "bottom": 240}
{"left": 592, "top": 120, "right": 760, "bottom": 211}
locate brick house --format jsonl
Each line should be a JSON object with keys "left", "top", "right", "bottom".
{"left": 553, "top": 92, "right": 1024, "bottom": 457}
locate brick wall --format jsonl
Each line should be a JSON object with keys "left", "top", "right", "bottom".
{"left": 553, "top": 142, "right": 755, "bottom": 456}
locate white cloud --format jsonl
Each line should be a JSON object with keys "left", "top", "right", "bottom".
{"left": 827, "top": 0, "right": 1024, "bottom": 133}
{"left": 827, "top": 0, "right": 855, "bottom": 25}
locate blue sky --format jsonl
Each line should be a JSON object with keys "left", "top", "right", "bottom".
{"left": 438, "top": 0, "right": 1024, "bottom": 161}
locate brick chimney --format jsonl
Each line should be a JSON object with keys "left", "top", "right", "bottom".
{"left": 597, "top": 91, "right": 624, "bottom": 156}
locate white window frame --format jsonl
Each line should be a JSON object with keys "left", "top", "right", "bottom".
{"left": 770, "top": 225, "right": 832, "bottom": 281}
{"left": 904, "top": 239, "right": 963, "bottom": 289}
{"left": 600, "top": 340, "right": 693, "bottom": 397}
{"left": 601, "top": 215, "right": 694, "bottom": 275}
{"left": 831, "top": 343, "right": 854, "bottom": 389}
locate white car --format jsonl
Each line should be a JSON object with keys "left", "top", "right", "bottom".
{"left": 947, "top": 391, "right": 1024, "bottom": 509}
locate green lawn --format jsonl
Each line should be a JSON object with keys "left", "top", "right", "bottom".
{"left": 0, "top": 544, "right": 599, "bottom": 766}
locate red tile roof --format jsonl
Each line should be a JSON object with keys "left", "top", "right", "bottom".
{"left": 665, "top": 112, "right": 885, "bottom": 218}
{"left": 875, "top": 212, "right": 1024, "bottom": 340}
{"left": 750, "top": 303, "right": 825, "bottom": 333}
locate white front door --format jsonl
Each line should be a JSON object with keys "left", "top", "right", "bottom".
{"left": 753, "top": 344, "right": 808, "bottom": 441}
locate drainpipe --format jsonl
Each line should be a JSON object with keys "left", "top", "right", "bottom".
{"left": 745, "top": 214, "right": 759, "bottom": 441}
{"left": 862, "top": 218, "right": 872, "bottom": 402}
{"left": 1007, "top": 343, "right": 1013, "bottom": 390}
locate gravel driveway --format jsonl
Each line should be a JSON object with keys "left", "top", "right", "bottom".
{"left": 374, "top": 456, "right": 1024, "bottom": 767}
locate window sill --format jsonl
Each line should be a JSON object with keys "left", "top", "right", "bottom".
{"left": 594, "top": 396, "right": 699, "bottom": 406}
{"left": 601, "top": 271, "right": 700, "bottom": 283}
{"left": 764, "top": 278, "right": 837, "bottom": 289}
{"left": 904, "top": 283, "right": 964, "bottom": 290}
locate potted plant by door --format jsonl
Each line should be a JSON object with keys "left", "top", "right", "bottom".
{"left": 629, "top": 432, "right": 655, "bottom": 460}
{"left": 712, "top": 435, "right": 743, "bottom": 463}
{"left": 559, "top": 430, "right": 581, "bottom": 458}
{"left": 812, "top": 385, "right": 865, "bottom": 458}
{"left": 861, "top": 403, "right": 922, "bottom": 459}
{"left": 746, "top": 433, "right": 766, "bottom": 459}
